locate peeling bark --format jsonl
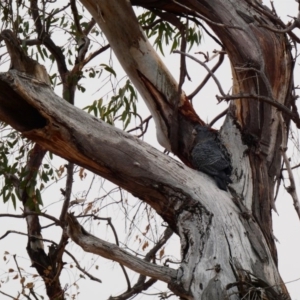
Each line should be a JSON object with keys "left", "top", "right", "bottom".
{"left": 0, "top": 69, "right": 289, "bottom": 298}
{"left": 0, "top": 0, "right": 295, "bottom": 298}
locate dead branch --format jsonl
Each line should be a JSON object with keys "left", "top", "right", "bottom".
{"left": 208, "top": 108, "right": 228, "bottom": 127}
{"left": 66, "top": 213, "right": 177, "bottom": 283}
{"left": 218, "top": 93, "right": 300, "bottom": 127}
{"left": 64, "top": 249, "right": 102, "bottom": 283}
{"left": 235, "top": 66, "right": 273, "bottom": 98}
{"left": 127, "top": 115, "right": 152, "bottom": 137}
{"left": 59, "top": 163, "right": 74, "bottom": 223}
{"left": 108, "top": 278, "right": 157, "bottom": 300}
{"left": 81, "top": 44, "right": 110, "bottom": 67}
{"left": 0, "top": 290, "right": 15, "bottom": 299}
{"left": 244, "top": 0, "right": 300, "bottom": 43}
{"left": 88, "top": 214, "right": 131, "bottom": 290}
{"left": 188, "top": 50, "right": 225, "bottom": 100}
{"left": 0, "top": 212, "right": 62, "bottom": 226}
{"left": 174, "top": 50, "right": 226, "bottom": 96}
{"left": 30, "top": 0, "right": 68, "bottom": 77}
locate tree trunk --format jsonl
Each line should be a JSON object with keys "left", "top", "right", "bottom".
{"left": 0, "top": 0, "right": 297, "bottom": 299}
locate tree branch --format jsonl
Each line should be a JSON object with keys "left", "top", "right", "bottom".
{"left": 0, "top": 230, "right": 101, "bottom": 284}
{"left": 110, "top": 226, "right": 173, "bottom": 299}
{"left": 81, "top": 44, "right": 110, "bottom": 67}
{"left": 66, "top": 213, "right": 177, "bottom": 283}
{"left": 186, "top": 17, "right": 223, "bottom": 48}
{"left": 144, "top": 226, "right": 173, "bottom": 262}
{"left": 218, "top": 93, "right": 300, "bottom": 127}
{"left": 108, "top": 278, "right": 157, "bottom": 300}
{"left": 0, "top": 290, "right": 15, "bottom": 299}
{"left": 171, "top": 0, "right": 243, "bottom": 30}
{"left": 83, "top": 18, "right": 96, "bottom": 35}
{"left": 70, "top": 0, "right": 83, "bottom": 35}
{"left": 0, "top": 70, "right": 196, "bottom": 229}
{"left": 89, "top": 215, "right": 131, "bottom": 290}
{"left": 244, "top": 0, "right": 300, "bottom": 43}
{"left": 64, "top": 249, "right": 102, "bottom": 283}
{"left": 30, "top": 0, "right": 68, "bottom": 77}
{"left": 188, "top": 50, "right": 225, "bottom": 100}
{"left": 59, "top": 163, "right": 74, "bottom": 223}
{"left": 208, "top": 108, "right": 228, "bottom": 127}
{"left": 174, "top": 50, "right": 226, "bottom": 97}
{"left": 0, "top": 212, "right": 61, "bottom": 226}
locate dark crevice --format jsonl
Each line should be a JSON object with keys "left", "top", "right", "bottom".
{"left": 0, "top": 79, "right": 47, "bottom": 131}
{"left": 223, "top": 229, "right": 236, "bottom": 278}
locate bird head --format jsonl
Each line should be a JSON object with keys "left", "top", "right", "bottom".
{"left": 192, "top": 125, "right": 216, "bottom": 142}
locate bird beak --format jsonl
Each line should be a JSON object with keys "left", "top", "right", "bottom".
{"left": 192, "top": 128, "right": 197, "bottom": 135}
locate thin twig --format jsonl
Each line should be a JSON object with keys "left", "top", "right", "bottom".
{"left": 279, "top": 114, "right": 300, "bottom": 219}
{"left": 0, "top": 290, "right": 15, "bottom": 299}
{"left": 28, "top": 289, "right": 39, "bottom": 300}
{"left": 235, "top": 66, "right": 273, "bottom": 98}
{"left": 79, "top": 214, "right": 132, "bottom": 290}
{"left": 142, "top": 19, "right": 164, "bottom": 31}
{"left": 0, "top": 231, "right": 102, "bottom": 283}
{"left": 174, "top": 50, "right": 226, "bottom": 96}
{"left": 137, "top": 116, "right": 151, "bottom": 138}
{"left": 283, "top": 163, "right": 300, "bottom": 170}
{"left": 0, "top": 212, "right": 61, "bottom": 226}
{"left": 13, "top": 254, "right": 25, "bottom": 290}
{"left": 0, "top": 230, "right": 28, "bottom": 241}
{"left": 218, "top": 93, "right": 300, "bottom": 127}
{"left": 46, "top": 3, "right": 70, "bottom": 20}
{"left": 144, "top": 227, "right": 173, "bottom": 262}
{"left": 64, "top": 250, "right": 102, "bottom": 283}
{"left": 244, "top": 0, "right": 300, "bottom": 43}
{"left": 186, "top": 16, "right": 223, "bottom": 48}
{"left": 127, "top": 115, "right": 152, "bottom": 135}
{"left": 81, "top": 44, "right": 110, "bottom": 67}
{"left": 109, "top": 227, "right": 173, "bottom": 300}
{"left": 208, "top": 108, "right": 228, "bottom": 127}
{"left": 256, "top": 18, "right": 298, "bottom": 34}
{"left": 108, "top": 278, "right": 157, "bottom": 300}
{"left": 188, "top": 50, "right": 225, "bottom": 99}
{"left": 172, "top": 0, "right": 243, "bottom": 30}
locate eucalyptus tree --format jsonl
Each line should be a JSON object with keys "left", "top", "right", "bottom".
{"left": 0, "top": 0, "right": 299, "bottom": 299}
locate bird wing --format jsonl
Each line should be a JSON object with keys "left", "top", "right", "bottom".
{"left": 191, "top": 142, "right": 230, "bottom": 175}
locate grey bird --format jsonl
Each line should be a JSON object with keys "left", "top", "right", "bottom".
{"left": 191, "top": 125, "right": 232, "bottom": 191}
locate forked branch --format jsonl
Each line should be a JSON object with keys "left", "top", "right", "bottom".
{"left": 174, "top": 50, "right": 226, "bottom": 97}
{"left": 66, "top": 213, "right": 177, "bottom": 283}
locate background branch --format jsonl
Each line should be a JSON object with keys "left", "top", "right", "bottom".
{"left": 66, "top": 213, "right": 177, "bottom": 284}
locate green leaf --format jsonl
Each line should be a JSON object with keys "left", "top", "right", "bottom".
{"left": 11, "top": 193, "right": 16, "bottom": 210}
{"left": 35, "top": 189, "right": 43, "bottom": 206}
{"left": 37, "top": 45, "right": 45, "bottom": 61}
{"left": 100, "top": 64, "right": 116, "bottom": 77}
